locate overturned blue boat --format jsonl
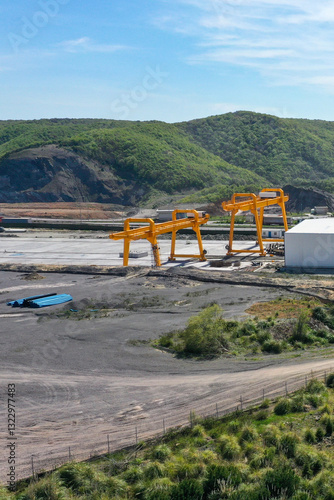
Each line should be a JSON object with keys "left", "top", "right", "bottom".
{"left": 7, "top": 293, "right": 73, "bottom": 308}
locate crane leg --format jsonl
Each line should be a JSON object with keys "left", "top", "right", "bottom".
{"left": 151, "top": 239, "right": 161, "bottom": 267}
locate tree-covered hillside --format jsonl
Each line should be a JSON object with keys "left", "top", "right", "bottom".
{"left": 0, "top": 118, "right": 265, "bottom": 205}
{"left": 178, "top": 111, "right": 334, "bottom": 193}
{"left": 1, "top": 112, "right": 334, "bottom": 205}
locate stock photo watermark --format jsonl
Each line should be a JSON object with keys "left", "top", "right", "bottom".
{"left": 7, "top": 383, "right": 17, "bottom": 492}
{"left": 111, "top": 66, "right": 169, "bottom": 119}
{"left": 8, "top": 0, "right": 70, "bottom": 53}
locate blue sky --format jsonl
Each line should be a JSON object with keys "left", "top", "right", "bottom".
{"left": 2, "top": 0, "right": 334, "bottom": 122}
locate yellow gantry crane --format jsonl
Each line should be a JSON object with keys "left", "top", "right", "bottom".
{"left": 222, "top": 188, "right": 289, "bottom": 256}
{"left": 110, "top": 209, "right": 210, "bottom": 267}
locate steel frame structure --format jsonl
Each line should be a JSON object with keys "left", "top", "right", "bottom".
{"left": 222, "top": 188, "right": 289, "bottom": 256}
{"left": 110, "top": 209, "right": 209, "bottom": 267}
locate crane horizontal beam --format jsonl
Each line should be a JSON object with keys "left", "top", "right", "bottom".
{"left": 110, "top": 210, "right": 209, "bottom": 266}
{"left": 222, "top": 188, "right": 289, "bottom": 256}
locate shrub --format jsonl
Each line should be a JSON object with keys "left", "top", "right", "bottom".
{"left": 243, "top": 442, "right": 258, "bottom": 459}
{"left": 290, "top": 395, "right": 305, "bottom": 413}
{"left": 326, "top": 373, "right": 334, "bottom": 388}
{"left": 170, "top": 479, "right": 204, "bottom": 500}
{"left": 314, "top": 328, "right": 329, "bottom": 339}
{"left": 179, "top": 304, "right": 228, "bottom": 357}
{"left": 58, "top": 463, "right": 95, "bottom": 493}
{"left": 203, "top": 463, "right": 246, "bottom": 496}
{"left": 17, "top": 476, "right": 66, "bottom": 500}
{"left": 239, "top": 425, "right": 258, "bottom": 444}
{"left": 306, "top": 394, "right": 323, "bottom": 408}
{"left": 168, "top": 457, "right": 205, "bottom": 481}
{"left": 256, "top": 330, "right": 271, "bottom": 344}
{"left": 291, "top": 492, "right": 312, "bottom": 500}
{"left": 249, "top": 446, "right": 276, "bottom": 470}
{"left": 0, "top": 489, "right": 14, "bottom": 500}
{"left": 315, "top": 427, "right": 325, "bottom": 442}
{"left": 151, "top": 445, "right": 172, "bottom": 462}
{"left": 228, "top": 483, "right": 270, "bottom": 500}
{"left": 308, "top": 471, "right": 334, "bottom": 499}
{"left": 280, "top": 432, "right": 300, "bottom": 458}
{"left": 237, "top": 320, "right": 257, "bottom": 337}
{"left": 227, "top": 420, "right": 241, "bottom": 434}
{"left": 259, "top": 398, "right": 270, "bottom": 409}
{"left": 143, "top": 461, "right": 165, "bottom": 480}
{"left": 255, "top": 409, "right": 269, "bottom": 421}
{"left": 305, "top": 378, "right": 326, "bottom": 394}
{"left": 122, "top": 465, "right": 144, "bottom": 484}
{"left": 304, "top": 428, "right": 316, "bottom": 444}
{"left": 143, "top": 478, "right": 174, "bottom": 500}
{"left": 191, "top": 424, "right": 206, "bottom": 438}
{"left": 262, "top": 340, "right": 283, "bottom": 354}
{"left": 274, "top": 397, "right": 291, "bottom": 415}
{"left": 217, "top": 434, "right": 241, "bottom": 460}
{"left": 262, "top": 425, "right": 281, "bottom": 447}
{"left": 312, "top": 306, "right": 327, "bottom": 323}
{"left": 320, "top": 403, "right": 331, "bottom": 415}
{"left": 105, "top": 477, "right": 128, "bottom": 497}
{"left": 158, "top": 332, "right": 174, "bottom": 348}
{"left": 291, "top": 311, "right": 310, "bottom": 343}
{"left": 264, "top": 462, "right": 300, "bottom": 497}
{"left": 325, "top": 418, "right": 334, "bottom": 436}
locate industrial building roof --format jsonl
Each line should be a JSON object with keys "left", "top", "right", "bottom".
{"left": 287, "top": 218, "right": 334, "bottom": 234}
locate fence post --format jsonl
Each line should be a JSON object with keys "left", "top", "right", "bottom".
{"left": 240, "top": 395, "right": 243, "bottom": 411}
{"left": 31, "top": 455, "right": 35, "bottom": 479}
{"left": 216, "top": 403, "right": 219, "bottom": 419}
{"left": 285, "top": 381, "right": 288, "bottom": 396}
{"left": 135, "top": 427, "right": 138, "bottom": 445}
{"left": 163, "top": 419, "right": 166, "bottom": 435}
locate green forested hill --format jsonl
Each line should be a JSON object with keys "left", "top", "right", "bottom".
{"left": 0, "top": 118, "right": 265, "bottom": 204}
{"left": 178, "top": 111, "right": 334, "bottom": 193}
{"left": 1, "top": 112, "right": 334, "bottom": 205}
{"left": 61, "top": 122, "right": 264, "bottom": 193}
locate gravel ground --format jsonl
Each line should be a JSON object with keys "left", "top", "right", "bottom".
{"left": 1, "top": 269, "right": 334, "bottom": 483}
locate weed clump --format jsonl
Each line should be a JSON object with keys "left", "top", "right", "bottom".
{"left": 217, "top": 434, "right": 241, "bottom": 460}
{"left": 274, "top": 397, "right": 291, "bottom": 415}
{"left": 151, "top": 445, "right": 172, "bottom": 462}
{"left": 326, "top": 373, "right": 334, "bottom": 388}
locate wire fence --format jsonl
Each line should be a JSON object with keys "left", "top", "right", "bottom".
{"left": 8, "top": 366, "right": 334, "bottom": 483}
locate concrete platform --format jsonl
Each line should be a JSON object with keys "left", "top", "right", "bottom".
{"left": 0, "top": 237, "right": 264, "bottom": 269}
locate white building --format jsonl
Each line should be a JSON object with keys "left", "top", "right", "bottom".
{"left": 285, "top": 218, "right": 334, "bottom": 269}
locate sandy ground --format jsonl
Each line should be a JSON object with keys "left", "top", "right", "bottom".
{"left": 0, "top": 203, "right": 127, "bottom": 220}
{"left": 1, "top": 268, "right": 334, "bottom": 483}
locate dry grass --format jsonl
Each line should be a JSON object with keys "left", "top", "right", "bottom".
{"left": 246, "top": 297, "right": 321, "bottom": 320}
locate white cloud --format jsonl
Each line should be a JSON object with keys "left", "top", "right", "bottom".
{"left": 158, "top": 0, "right": 334, "bottom": 92}
{"left": 57, "top": 37, "right": 128, "bottom": 54}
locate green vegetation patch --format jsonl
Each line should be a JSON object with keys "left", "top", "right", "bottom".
{"left": 154, "top": 302, "right": 334, "bottom": 359}
{"left": 11, "top": 376, "right": 334, "bottom": 500}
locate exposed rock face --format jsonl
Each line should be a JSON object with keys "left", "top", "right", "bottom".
{"left": 284, "top": 185, "right": 334, "bottom": 212}
{"left": 0, "top": 145, "right": 145, "bottom": 205}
